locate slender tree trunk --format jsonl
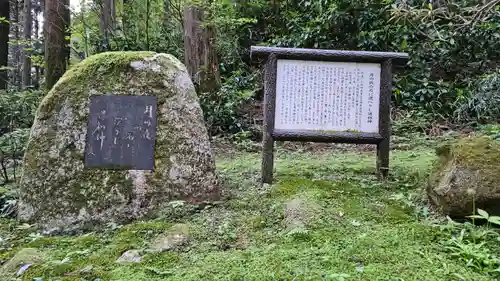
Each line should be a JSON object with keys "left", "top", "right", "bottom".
{"left": 21, "top": 0, "right": 32, "bottom": 88}
{"left": 0, "top": 0, "right": 9, "bottom": 90}
{"left": 11, "top": 0, "right": 21, "bottom": 88}
{"left": 33, "top": 1, "right": 41, "bottom": 88}
{"left": 63, "top": 0, "right": 70, "bottom": 65}
{"left": 182, "top": 4, "right": 221, "bottom": 93}
{"left": 44, "top": 0, "right": 70, "bottom": 90}
{"left": 99, "top": 0, "right": 114, "bottom": 52}
{"left": 81, "top": 0, "right": 88, "bottom": 57}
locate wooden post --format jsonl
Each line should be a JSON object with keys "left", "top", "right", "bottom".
{"left": 377, "top": 59, "right": 392, "bottom": 178}
{"left": 261, "top": 54, "right": 277, "bottom": 184}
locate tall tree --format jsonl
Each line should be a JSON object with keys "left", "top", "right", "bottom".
{"left": 21, "top": 0, "right": 32, "bottom": 88}
{"left": 182, "top": 2, "right": 220, "bottom": 93}
{"left": 0, "top": 0, "right": 9, "bottom": 90}
{"left": 10, "top": 0, "right": 21, "bottom": 87}
{"left": 99, "top": 0, "right": 115, "bottom": 51}
{"left": 33, "top": 0, "right": 42, "bottom": 88}
{"left": 44, "top": 0, "right": 70, "bottom": 90}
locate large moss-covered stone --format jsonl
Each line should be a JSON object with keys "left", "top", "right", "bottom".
{"left": 18, "top": 51, "right": 219, "bottom": 232}
{"left": 427, "top": 136, "right": 500, "bottom": 219}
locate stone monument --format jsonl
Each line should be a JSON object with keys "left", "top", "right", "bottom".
{"left": 18, "top": 51, "right": 219, "bottom": 232}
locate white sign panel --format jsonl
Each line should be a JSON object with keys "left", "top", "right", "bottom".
{"left": 275, "top": 59, "right": 381, "bottom": 133}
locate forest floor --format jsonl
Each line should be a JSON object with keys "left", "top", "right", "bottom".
{"left": 1, "top": 134, "right": 499, "bottom": 281}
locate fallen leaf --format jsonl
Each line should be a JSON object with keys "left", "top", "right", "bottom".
{"left": 16, "top": 263, "right": 32, "bottom": 276}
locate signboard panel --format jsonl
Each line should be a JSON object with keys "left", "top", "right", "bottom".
{"left": 275, "top": 60, "right": 381, "bottom": 133}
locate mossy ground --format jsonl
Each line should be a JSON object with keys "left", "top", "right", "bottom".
{"left": 2, "top": 138, "right": 499, "bottom": 280}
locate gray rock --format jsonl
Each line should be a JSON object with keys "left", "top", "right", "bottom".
{"left": 18, "top": 52, "right": 220, "bottom": 232}
{"left": 150, "top": 224, "right": 190, "bottom": 252}
{"left": 116, "top": 250, "right": 142, "bottom": 264}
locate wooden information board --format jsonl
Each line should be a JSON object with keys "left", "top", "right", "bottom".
{"left": 250, "top": 46, "right": 409, "bottom": 184}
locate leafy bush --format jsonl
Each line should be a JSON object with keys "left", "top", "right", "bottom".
{"left": 455, "top": 72, "right": 500, "bottom": 124}
{"left": 0, "top": 89, "right": 42, "bottom": 184}
{"left": 199, "top": 70, "right": 258, "bottom": 135}
{"left": 0, "top": 128, "right": 30, "bottom": 184}
{"left": 0, "top": 89, "right": 44, "bottom": 134}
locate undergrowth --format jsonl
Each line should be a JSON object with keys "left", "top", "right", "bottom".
{"left": 0, "top": 141, "right": 497, "bottom": 280}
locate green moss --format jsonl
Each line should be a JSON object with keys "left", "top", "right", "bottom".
{"left": 37, "top": 52, "right": 152, "bottom": 118}
{"left": 5, "top": 145, "right": 498, "bottom": 280}
{"left": 430, "top": 136, "right": 500, "bottom": 189}
{"left": 449, "top": 136, "right": 499, "bottom": 171}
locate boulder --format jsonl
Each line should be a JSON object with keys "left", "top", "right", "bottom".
{"left": 427, "top": 136, "right": 500, "bottom": 219}
{"left": 18, "top": 51, "right": 219, "bottom": 232}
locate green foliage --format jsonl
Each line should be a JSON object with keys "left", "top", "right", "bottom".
{"left": 199, "top": 70, "right": 258, "bottom": 134}
{"left": 479, "top": 124, "right": 500, "bottom": 139}
{"left": 0, "top": 129, "right": 30, "bottom": 159}
{"left": 392, "top": 110, "right": 435, "bottom": 135}
{"left": 0, "top": 89, "right": 43, "bottom": 185}
{"left": 455, "top": 72, "right": 500, "bottom": 124}
{"left": 0, "top": 89, "right": 44, "bottom": 133}
{"left": 468, "top": 209, "right": 500, "bottom": 228}
{"left": 70, "top": 0, "right": 184, "bottom": 58}
{"left": 437, "top": 215, "right": 500, "bottom": 276}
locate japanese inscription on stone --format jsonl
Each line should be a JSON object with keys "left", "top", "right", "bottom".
{"left": 275, "top": 59, "right": 381, "bottom": 133}
{"left": 84, "top": 95, "right": 157, "bottom": 170}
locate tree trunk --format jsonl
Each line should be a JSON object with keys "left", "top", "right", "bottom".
{"left": 182, "top": 4, "right": 221, "bottom": 93}
{"left": 10, "top": 0, "right": 21, "bottom": 88}
{"left": 21, "top": 0, "right": 32, "bottom": 88}
{"left": 63, "top": 0, "right": 70, "bottom": 64}
{"left": 0, "top": 0, "right": 9, "bottom": 90}
{"left": 99, "top": 0, "right": 114, "bottom": 52}
{"left": 44, "top": 0, "right": 70, "bottom": 90}
{"left": 33, "top": 1, "right": 41, "bottom": 89}
{"left": 80, "top": 0, "right": 88, "bottom": 58}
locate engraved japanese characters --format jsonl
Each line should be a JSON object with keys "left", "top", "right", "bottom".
{"left": 84, "top": 95, "right": 157, "bottom": 170}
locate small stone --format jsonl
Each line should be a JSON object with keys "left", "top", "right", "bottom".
{"left": 116, "top": 250, "right": 142, "bottom": 264}
{"left": 0, "top": 248, "right": 46, "bottom": 278}
{"left": 150, "top": 224, "right": 190, "bottom": 252}
{"left": 79, "top": 265, "right": 94, "bottom": 273}
{"left": 151, "top": 233, "right": 189, "bottom": 252}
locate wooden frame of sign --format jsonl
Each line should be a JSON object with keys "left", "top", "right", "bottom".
{"left": 250, "top": 46, "right": 409, "bottom": 184}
